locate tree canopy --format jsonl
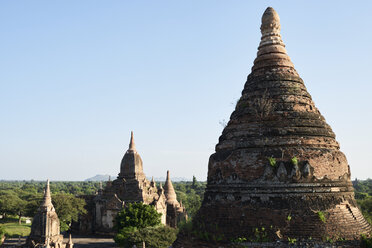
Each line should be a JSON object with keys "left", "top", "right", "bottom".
{"left": 52, "top": 194, "right": 87, "bottom": 231}
{"left": 113, "top": 202, "right": 179, "bottom": 248}
{"left": 115, "top": 202, "right": 161, "bottom": 231}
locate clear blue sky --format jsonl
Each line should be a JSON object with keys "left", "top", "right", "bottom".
{"left": 1, "top": 1, "right": 371, "bottom": 181}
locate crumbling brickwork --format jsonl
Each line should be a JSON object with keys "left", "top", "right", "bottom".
{"left": 176, "top": 7, "right": 371, "bottom": 246}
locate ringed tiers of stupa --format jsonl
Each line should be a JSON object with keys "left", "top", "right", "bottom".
{"left": 179, "top": 7, "right": 371, "bottom": 243}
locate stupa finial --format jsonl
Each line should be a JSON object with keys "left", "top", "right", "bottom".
{"left": 261, "top": 7, "right": 280, "bottom": 35}
{"left": 129, "top": 131, "right": 136, "bottom": 151}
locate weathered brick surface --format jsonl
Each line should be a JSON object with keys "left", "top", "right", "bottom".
{"left": 175, "top": 7, "right": 371, "bottom": 247}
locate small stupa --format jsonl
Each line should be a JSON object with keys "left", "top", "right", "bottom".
{"left": 164, "top": 170, "right": 187, "bottom": 227}
{"left": 27, "top": 180, "right": 72, "bottom": 248}
{"left": 164, "top": 170, "right": 179, "bottom": 205}
{"left": 186, "top": 7, "right": 371, "bottom": 242}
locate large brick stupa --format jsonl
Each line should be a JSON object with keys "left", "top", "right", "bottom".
{"left": 188, "top": 7, "right": 371, "bottom": 242}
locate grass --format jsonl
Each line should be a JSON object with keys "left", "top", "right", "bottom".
{"left": 1, "top": 223, "right": 31, "bottom": 237}
{"left": 0, "top": 217, "right": 31, "bottom": 238}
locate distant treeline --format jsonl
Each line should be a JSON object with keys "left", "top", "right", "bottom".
{"left": 0, "top": 181, "right": 102, "bottom": 195}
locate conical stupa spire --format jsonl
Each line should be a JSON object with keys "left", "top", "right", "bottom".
{"left": 128, "top": 131, "right": 136, "bottom": 151}
{"left": 187, "top": 7, "right": 371, "bottom": 243}
{"left": 42, "top": 179, "right": 53, "bottom": 207}
{"left": 163, "top": 170, "right": 178, "bottom": 205}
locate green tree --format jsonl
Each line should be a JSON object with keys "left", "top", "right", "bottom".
{"left": 0, "top": 190, "right": 25, "bottom": 223}
{"left": 192, "top": 176, "right": 197, "bottom": 188}
{"left": 115, "top": 226, "right": 178, "bottom": 248}
{"left": 114, "top": 202, "right": 161, "bottom": 231}
{"left": 358, "top": 197, "right": 372, "bottom": 225}
{"left": 114, "top": 202, "right": 177, "bottom": 248}
{"left": 23, "top": 193, "right": 43, "bottom": 218}
{"left": 52, "top": 194, "right": 87, "bottom": 231}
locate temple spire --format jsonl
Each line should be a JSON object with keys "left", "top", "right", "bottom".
{"left": 42, "top": 179, "right": 53, "bottom": 208}
{"left": 129, "top": 131, "right": 136, "bottom": 151}
{"left": 164, "top": 170, "right": 178, "bottom": 205}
